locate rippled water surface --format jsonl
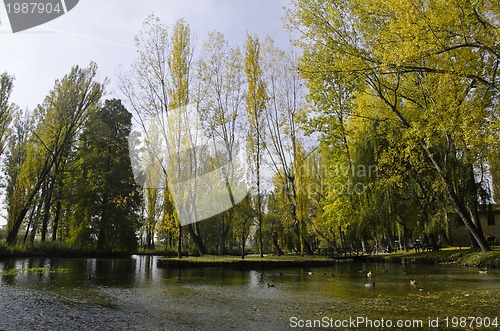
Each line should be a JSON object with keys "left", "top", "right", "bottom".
{"left": 0, "top": 256, "right": 498, "bottom": 330}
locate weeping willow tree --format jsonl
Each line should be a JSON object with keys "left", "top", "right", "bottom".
{"left": 287, "top": 0, "right": 499, "bottom": 251}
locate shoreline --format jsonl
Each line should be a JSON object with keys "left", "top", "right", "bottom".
{"left": 157, "top": 248, "right": 500, "bottom": 269}
{"left": 1, "top": 247, "right": 498, "bottom": 269}
{"left": 362, "top": 248, "right": 500, "bottom": 269}
{"left": 156, "top": 255, "right": 339, "bottom": 269}
{"left": 0, "top": 250, "right": 132, "bottom": 260}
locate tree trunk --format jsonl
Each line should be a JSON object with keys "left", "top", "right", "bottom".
{"left": 419, "top": 137, "right": 490, "bottom": 251}
{"left": 23, "top": 218, "right": 32, "bottom": 244}
{"left": 241, "top": 229, "right": 246, "bottom": 259}
{"left": 428, "top": 233, "right": 439, "bottom": 251}
{"left": 403, "top": 225, "right": 410, "bottom": 252}
{"left": 444, "top": 185, "right": 490, "bottom": 251}
{"left": 40, "top": 176, "right": 56, "bottom": 242}
{"left": 30, "top": 224, "right": 37, "bottom": 243}
{"left": 187, "top": 224, "right": 206, "bottom": 256}
{"left": 303, "top": 238, "right": 313, "bottom": 255}
{"left": 6, "top": 155, "right": 57, "bottom": 245}
{"left": 295, "top": 223, "right": 313, "bottom": 255}
{"left": 257, "top": 193, "right": 264, "bottom": 258}
{"left": 177, "top": 226, "right": 182, "bottom": 258}
{"left": 470, "top": 206, "right": 484, "bottom": 249}
{"left": 23, "top": 203, "right": 38, "bottom": 244}
{"left": 51, "top": 199, "right": 62, "bottom": 241}
{"left": 6, "top": 206, "right": 29, "bottom": 244}
{"left": 218, "top": 214, "right": 229, "bottom": 255}
{"left": 438, "top": 228, "right": 450, "bottom": 247}
{"left": 271, "top": 232, "right": 284, "bottom": 256}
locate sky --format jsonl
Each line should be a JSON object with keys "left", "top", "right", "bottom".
{"left": 0, "top": 0, "right": 295, "bottom": 226}
{"left": 0, "top": 0, "right": 293, "bottom": 111}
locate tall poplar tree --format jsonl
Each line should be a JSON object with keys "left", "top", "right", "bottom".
{"left": 244, "top": 34, "right": 268, "bottom": 257}
{"left": 260, "top": 37, "right": 312, "bottom": 255}
{"left": 0, "top": 73, "right": 15, "bottom": 158}
{"left": 121, "top": 16, "right": 206, "bottom": 256}
{"left": 120, "top": 15, "right": 178, "bottom": 255}
{"left": 198, "top": 31, "right": 246, "bottom": 255}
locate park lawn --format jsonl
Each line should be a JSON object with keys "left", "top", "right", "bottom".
{"left": 367, "top": 247, "right": 500, "bottom": 268}
{"left": 157, "top": 254, "right": 338, "bottom": 268}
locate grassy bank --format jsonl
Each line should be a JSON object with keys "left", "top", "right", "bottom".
{"left": 0, "top": 241, "right": 132, "bottom": 259}
{"left": 158, "top": 248, "right": 500, "bottom": 269}
{"left": 157, "top": 255, "right": 338, "bottom": 269}
{"left": 364, "top": 247, "right": 500, "bottom": 268}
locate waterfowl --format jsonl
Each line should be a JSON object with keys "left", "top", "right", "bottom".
{"left": 410, "top": 280, "right": 416, "bottom": 285}
{"left": 267, "top": 283, "right": 275, "bottom": 288}
{"left": 307, "top": 271, "right": 313, "bottom": 275}
{"left": 365, "top": 282, "right": 375, "bottom": 288}
{"left": 367, "top": 271, "right": 372, "bottom": 278}
{"left": 479, "top": 270, "right": 488, "bottom": 274}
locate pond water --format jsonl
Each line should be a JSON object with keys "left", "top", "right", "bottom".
{"left": 0, "top": 256, "right": 498, "bottom": 330}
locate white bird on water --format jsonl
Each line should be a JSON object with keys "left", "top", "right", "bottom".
{"left": 365, "top": 282, "right": 375, "bottom": 288}
{"left": 367, "top": 271, "right": 372, "bottom": 278}
{"left": 479, "top": 270, "right": 488, "bottom": 274}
